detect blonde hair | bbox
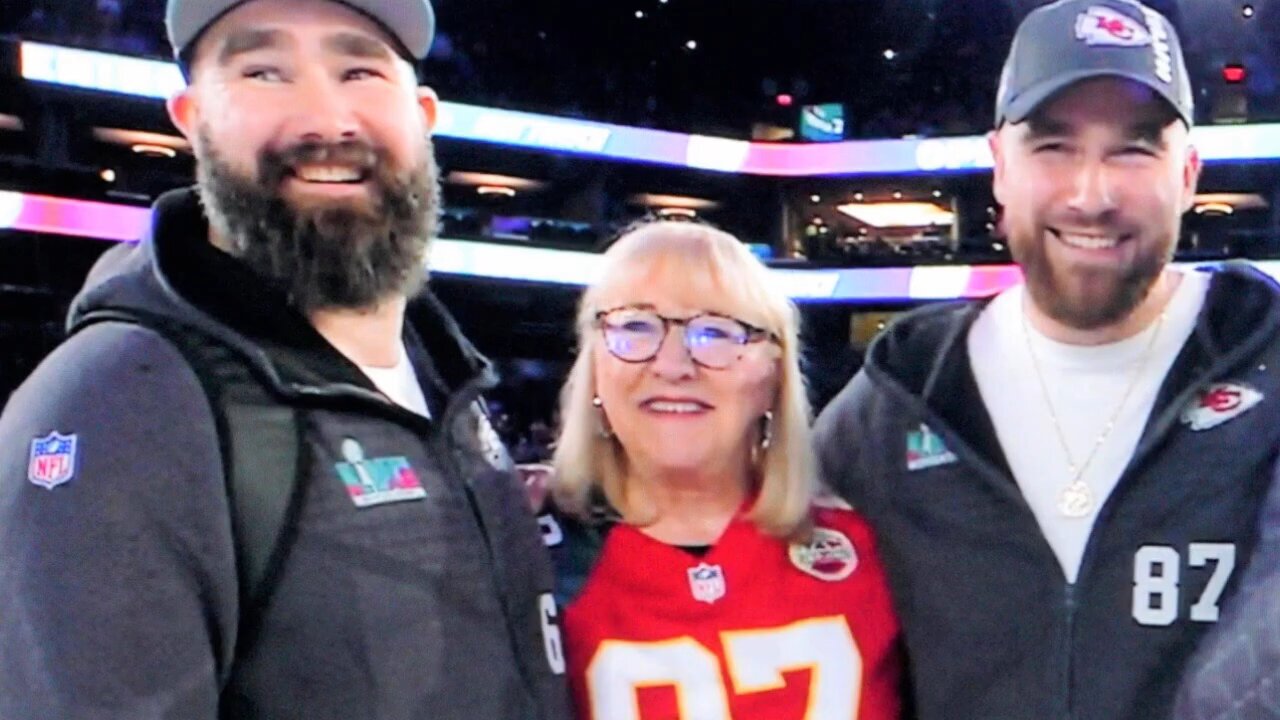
[551,220,816,539]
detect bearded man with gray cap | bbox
[815,0,1280,717]
[0,1,569,718]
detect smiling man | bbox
[0,1,568,718]
[814,0,1280,718]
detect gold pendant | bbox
[1057,480,1094,518]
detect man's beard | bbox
[195,130,440,313]
[1013,227,1172,331]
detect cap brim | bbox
[1000,69,1190,126]
[171,0,434,63]
[345,0,434,59]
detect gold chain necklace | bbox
[1020,307,1166,518]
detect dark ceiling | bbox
[4,0,1278,139]
[428,0,1012,138]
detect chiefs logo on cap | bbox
[1075,5,1153,47]
[1180,382,1263,431]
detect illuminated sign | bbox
[914,137,994,172]
[465,110,613,153]
[685,135,752,173]
[0,190,150,242]
[24,42,1280,177]
[20,43,185,99]
[4,192,1267,304]
[799,103,845,142]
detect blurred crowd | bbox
[487,402,557,465]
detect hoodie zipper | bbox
[866,270,1280,720]
[438,377,551,706]
[1061,582,1077,719]
[877,371,1087,717]
[297,378,542,695]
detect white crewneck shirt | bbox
[967,271,1209,582]
[359,342,431,419]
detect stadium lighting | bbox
[837,201,955,228]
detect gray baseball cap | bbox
[167,0,436,67]
[995,0,1193,127]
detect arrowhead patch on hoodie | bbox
[1180,383,1263,431]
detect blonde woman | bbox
[542,220,902,720]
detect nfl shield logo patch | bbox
[687,563,726,604]
[28,432,78,490]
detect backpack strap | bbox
[214,365,306,634]
[73,310,306,655]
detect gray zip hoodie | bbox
[815,265,1280,720]
[0,188,569,720]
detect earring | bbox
[759,410,774,451]
[592,396,614,439]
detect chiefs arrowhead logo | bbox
[1180,383,1263,431]
[789,527,859,582]
[1075,6,1152,47]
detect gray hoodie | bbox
[815,265,1280,720]
[0,188,569,720]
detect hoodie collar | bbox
[871,266,1280,403]
[144,187,494,396]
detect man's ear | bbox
[167,86,199,142]
[988,128,1009,208]
[417,85,439,132]
[1180,144,1203,214]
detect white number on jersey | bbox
[585,616,861,720]
[539,593,566,674]
[1188,543,1236,622]
[1131,543,1236,627]
[539,514,564,547]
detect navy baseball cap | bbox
[995,0,1193,127]
[167,0,436,70]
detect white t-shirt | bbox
[968,271,1209,582]
[359,342,431,419]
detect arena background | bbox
[2,0,1279,458]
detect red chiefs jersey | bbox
[561,505,902,720]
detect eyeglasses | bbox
[593,305,780,369]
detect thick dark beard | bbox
[1014,230,1171,331]
[195,130,440,313]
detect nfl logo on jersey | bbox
[687,563,726,604]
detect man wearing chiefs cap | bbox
[816,1,1280,718]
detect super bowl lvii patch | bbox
[334,438,426,508]
[906,423,958,471]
